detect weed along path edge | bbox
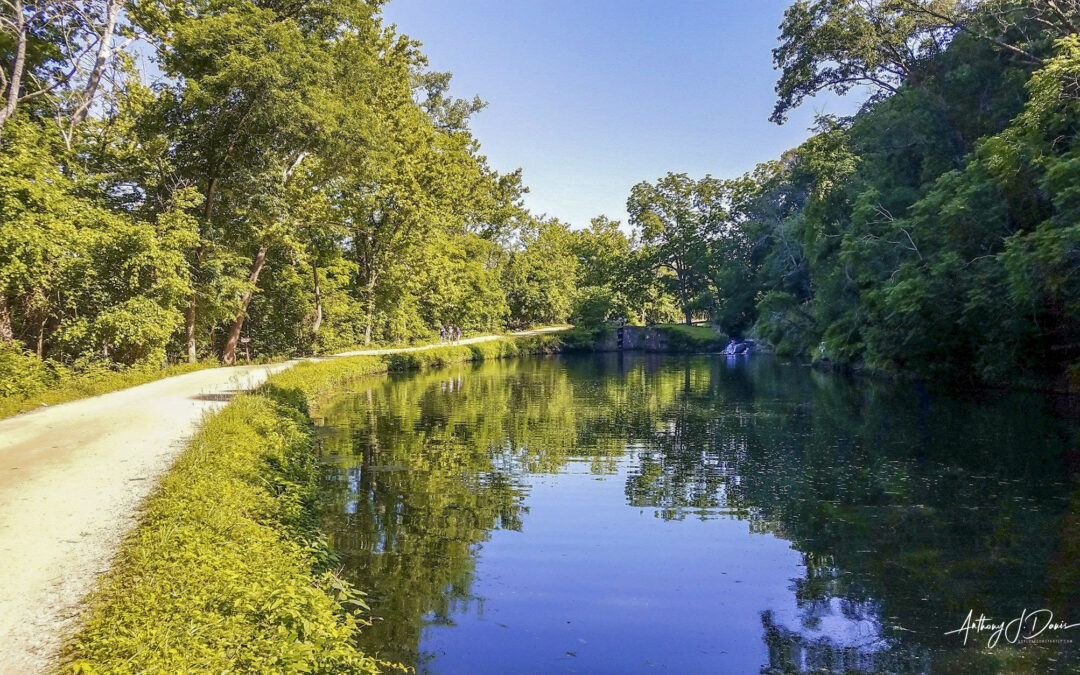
[0,327,567,674]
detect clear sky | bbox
[382,1,862,229]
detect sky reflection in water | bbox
[315,354,1079,674]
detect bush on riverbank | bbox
[388,335,563,371]
[556,323,728,352]
[558,323,618,351]
[0,345,217,420]
[64,393,386,673]
[651,324,728,351]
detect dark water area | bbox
[314,354,1080,673]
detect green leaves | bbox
[755,11,1080,385]
[0,118,194,366]
[628,173,729,325]
[774,0,934,122]
[503,219,578,329]
[0,0,551,371]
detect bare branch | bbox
[65,0,124,144]
[0,0,28,133]
[1046,0,1079,34]
[895,0,1044,66]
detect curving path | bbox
[0,327,566,674]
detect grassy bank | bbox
[64,335,562,673]
[267,333,563,411]
[65,392,386,674]
[0,350,220,420]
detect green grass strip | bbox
[65,394,385,674]
[64,335,563,673]
[266,334,564,411]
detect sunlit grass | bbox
[0,359,218,420]
[65,393,388,673]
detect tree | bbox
[627,173,727,325]
[133,0,376,362]
[771,0,1080,125]
[0,0,129,139]
[568,216,633,325]
[0,0,582,402]
[771,0,964,123]
[503,219,578,328]
[0,117,195,365]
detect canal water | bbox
[314,354,1079,673]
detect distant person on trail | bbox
[439,326,446,343]
[455,326,461,343]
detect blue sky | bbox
[383,1,863,229]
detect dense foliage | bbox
[3,0,1079,395]
[0,0,579,392]
[596,1,1080,388]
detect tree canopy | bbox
[563,0,1080,388]
[0,0,579,375]
[2,0,1078,391]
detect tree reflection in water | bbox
[316,354,1078,673]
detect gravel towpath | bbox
[0,327,566,673]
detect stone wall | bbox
[586,326,725,353]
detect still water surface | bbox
[315,354,1079,673]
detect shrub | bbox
[570,286,617,326]
[558,323,617,351]
[92,298,180,366]
[65,395,386,674]
[0,345,58,399]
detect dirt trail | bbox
[0,327,565,674]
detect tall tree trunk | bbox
[0,0,28,134]
[678,270,692,325]
[363,276,376,346]
[0,293,13,345]
[311,261,322,334]
[203,178,218,221]
[185,192,215,363]
[185,296,198,363]
[63,0,123,146]
[185,243,207,363]
[36,317,45,358]
[222,247,267,364]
